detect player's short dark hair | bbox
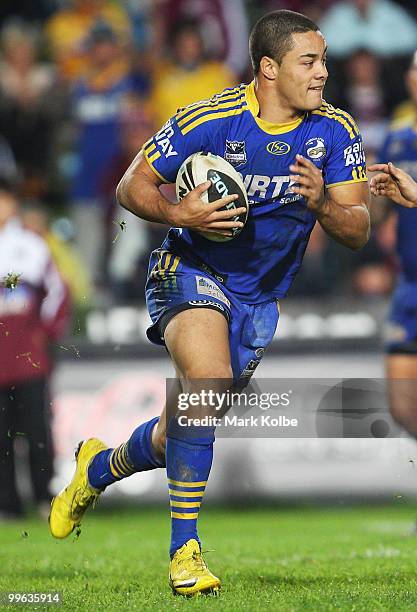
[249,9,319,74]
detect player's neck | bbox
[254,79,304,124]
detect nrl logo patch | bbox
[224,140,247,167]
[306,137,326,160]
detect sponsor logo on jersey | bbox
[266,141,291,156]
[154,119,178,158]
[241,174,301,204]
[306,137,326,160]
[224,140,247,167]
[195,276,230,307]
[343,141,365,167]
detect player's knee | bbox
[178,364,233,416]
[182,363,233,391]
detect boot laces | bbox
[178,549,213,574]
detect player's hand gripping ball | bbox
[176,152,249,242]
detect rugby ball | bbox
[175,152,248,242]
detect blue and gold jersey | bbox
[143,81,367,303]
[379,121,417,283]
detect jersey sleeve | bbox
[323,115,367,188]
[141,112,212,184]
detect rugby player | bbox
[50,10,370,596]
[369,53,417,441]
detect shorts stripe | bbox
[170,256,180,273]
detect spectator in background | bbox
[344,50,388,156]
[254,1,334,25]
[392,50,417,125]
[364,51,417,303]
[0,178,70,520]
[45,0,131,83]
[319,0,417,58]
[125,0,152,52]
[0,0,56,24]
[69,20,148,289]
[21,202,93,312]
[149,19,236,129]
[289,224,340,296]
[153,0,249,78]
[351,211,396,297]
[0,134,18,183]
[0,20,57,199]
[100,101,156,303]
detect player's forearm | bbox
[317,197,370,250]
[116,168,176,225]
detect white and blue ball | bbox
[175,151,249,242]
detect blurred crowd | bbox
[1,0,417,314]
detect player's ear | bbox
[259,56,278,81]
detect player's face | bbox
[276,31,328,112]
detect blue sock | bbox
[88,416,165,490]
[166,419,215,558]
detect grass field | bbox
[1,503,417,610]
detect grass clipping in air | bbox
[2,272,21,290]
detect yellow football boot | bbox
[169,539,221,596]
[49,438,107,539]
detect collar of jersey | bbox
[245,81,306,135]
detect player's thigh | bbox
[386,354,417,432]
[160,308,234,424]
[154,311,232,451]
[164,307,233,388]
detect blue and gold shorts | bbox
[145,248,280,385]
